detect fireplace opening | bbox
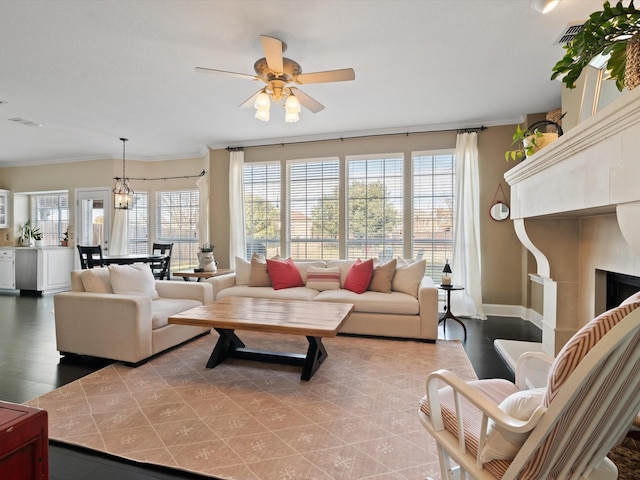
[606,271,640,309]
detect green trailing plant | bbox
[551,0,640,91]
[504,125,544,162]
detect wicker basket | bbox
[625,31,640,91]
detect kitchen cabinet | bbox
[14,247,73,295]
[0,249,15,289]
[0,189,9,228]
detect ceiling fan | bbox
[195,35,355,121]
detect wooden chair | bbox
[77,245,104,269]
[419,300,640,479]
[150,242,173,280]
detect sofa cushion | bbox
[80,267,113,294]
[217,285,319,301]
[344,258,374,294]
[151,298,202,329]
[392,259,426,296]
[235,256,251,285]
[108,264,159,299]
[266,257,304,290]
[369,258,397,293]
[314,289,419,315]
[248,253,271,287]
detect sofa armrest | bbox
[54,291,154,363]
[205,273,237,299]
[155,280,213,304]
[418,276,439,340]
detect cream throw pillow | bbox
[235,256,251,286]
[80,267,113,294]
[248,253,272,287]
[306,266,341,291]
[391,259,426,296]
[108,264,160,299]
[479,388,546,463]
[369,258,397,293]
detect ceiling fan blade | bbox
[195,67,257,81]
[296,68,355,84]
[290,87,325,113]
[239,90,263,108]
[260,35,284,73]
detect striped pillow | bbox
[305,266,341,291]
[544,301,640,406]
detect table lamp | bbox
[442,259,452,285]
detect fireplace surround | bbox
[504,85,640,357]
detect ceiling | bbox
[0,0,605,167]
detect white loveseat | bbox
[207,258,439,341]
[54,265,213,365]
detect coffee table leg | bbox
[207,328,245,368]
[301,336,328,381]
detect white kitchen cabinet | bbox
[0,249,15,289]
[14,247,74,294]
[0,190,9,228]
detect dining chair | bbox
[77,245,104,269]
[151,242,173,280]
[419,300,640,479]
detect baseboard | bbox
[482,304,543,330]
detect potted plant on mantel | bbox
[551,1,640,91]
[504,120,564,161]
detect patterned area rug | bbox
[26,332,476,480]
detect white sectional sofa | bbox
[54,265,213,365]
[207,258,439,341]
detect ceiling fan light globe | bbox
[254,92,271,109]
[285,94,301,113]
[255,108,270,122]
[285,111,299,123]
[531,0,559,14]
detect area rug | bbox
[26,332,476,480]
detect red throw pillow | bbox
[266,257,304,290]
[343,258,374,294]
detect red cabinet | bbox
[0,401,48,480]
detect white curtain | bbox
[229,150,246,269]
[110,208,129,255]
[196,171,209,244]
[451,132,486,319]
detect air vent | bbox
[554,22,585,45]
[8,117,43,128]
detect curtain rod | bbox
[226,125,486,150]
[114,169,206,181]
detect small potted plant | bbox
[197,243,217,272]
[19,219,43,247]
[61,228,69,246]
[504,120,564,162]
[551,1,640,91]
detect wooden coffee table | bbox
[168,297,354,380]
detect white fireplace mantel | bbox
[503,85,640,356]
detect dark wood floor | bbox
[0,292,540,480]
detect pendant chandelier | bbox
[113,137,134,209]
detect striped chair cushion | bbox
[419,379,517,478]
[544,301,640,406]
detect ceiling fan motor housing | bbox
[254,57,302,83]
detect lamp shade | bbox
[442,260,452,274]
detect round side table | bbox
[437,284,467,341]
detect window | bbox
[128,192,148,255]
[288,158,340,259]
[244,162,281,259]
[32,193,69,246]
[346,155,403,260]
[413,152,455,279]
[155,190,199,270]
[242,149,455,276]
